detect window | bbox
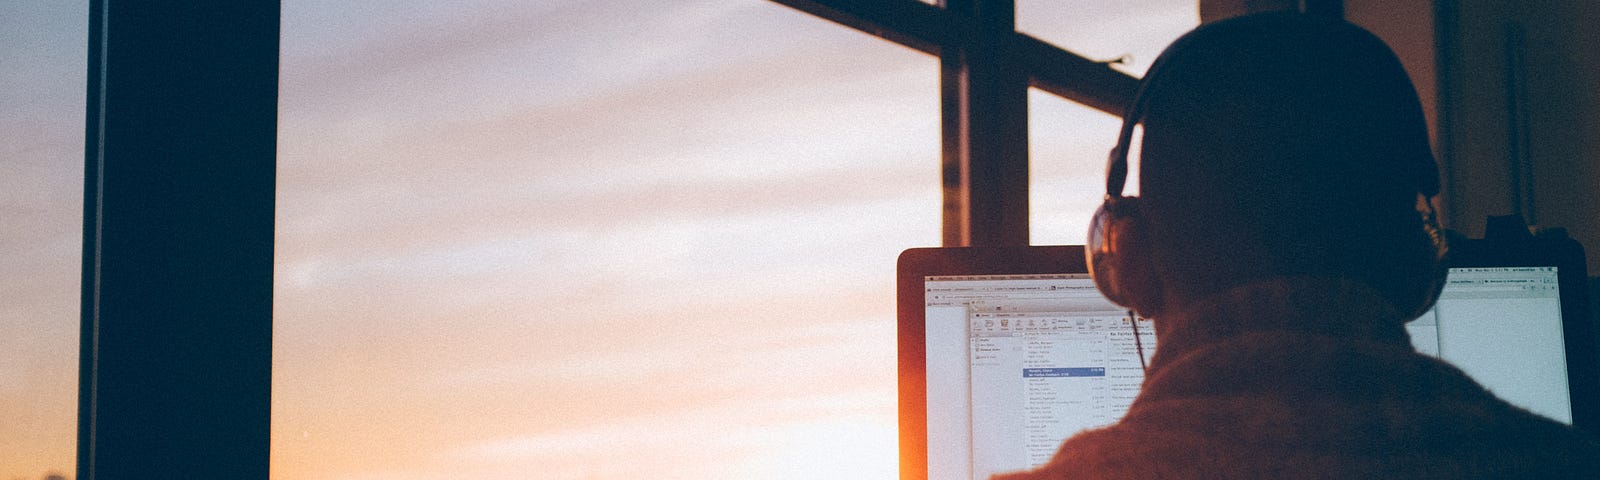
[0,1,86,478]
[1027,89,1122,245]
[274,1,935,478]
[1023,1,1198,245]
[1017,0,1198,77]
[69,1,1211,478]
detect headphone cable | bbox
[1129,309,1148,373]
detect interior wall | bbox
[1427,0,1600,271]
[1523,0,1600,273]
[1198,0,1297,23]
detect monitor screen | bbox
[1408,266,1570,423]
[922,273,1149,480]
[921,267,1573,480]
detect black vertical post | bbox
[79,1,278,479]
[941,0,1030,246]
[940,47,967,246]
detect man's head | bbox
[1087,12,1445,318]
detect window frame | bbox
[771,0,1139,247]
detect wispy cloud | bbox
[269,4,940,478]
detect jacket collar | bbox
[1148,276,1414,371]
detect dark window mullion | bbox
[79,1,278,478]
[945,0,1030,246]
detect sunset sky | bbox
[0,1,1195,478]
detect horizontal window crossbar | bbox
[770,0,1139,116]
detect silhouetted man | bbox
[997,12,1600,479]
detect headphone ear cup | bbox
[1088,197,1158,312]
[1405,204,1450,319]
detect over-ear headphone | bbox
[1085,13,1449,320]
[1085,28,1187,314]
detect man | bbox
[997,12,1600,479]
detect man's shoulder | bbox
[996,413,1600,479]
[993,328,1600,479]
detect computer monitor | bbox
[1409,266,1571,422]
[897,245,1595,480]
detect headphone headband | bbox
[1103,20,1196,200]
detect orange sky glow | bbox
[0,1,1195,479]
